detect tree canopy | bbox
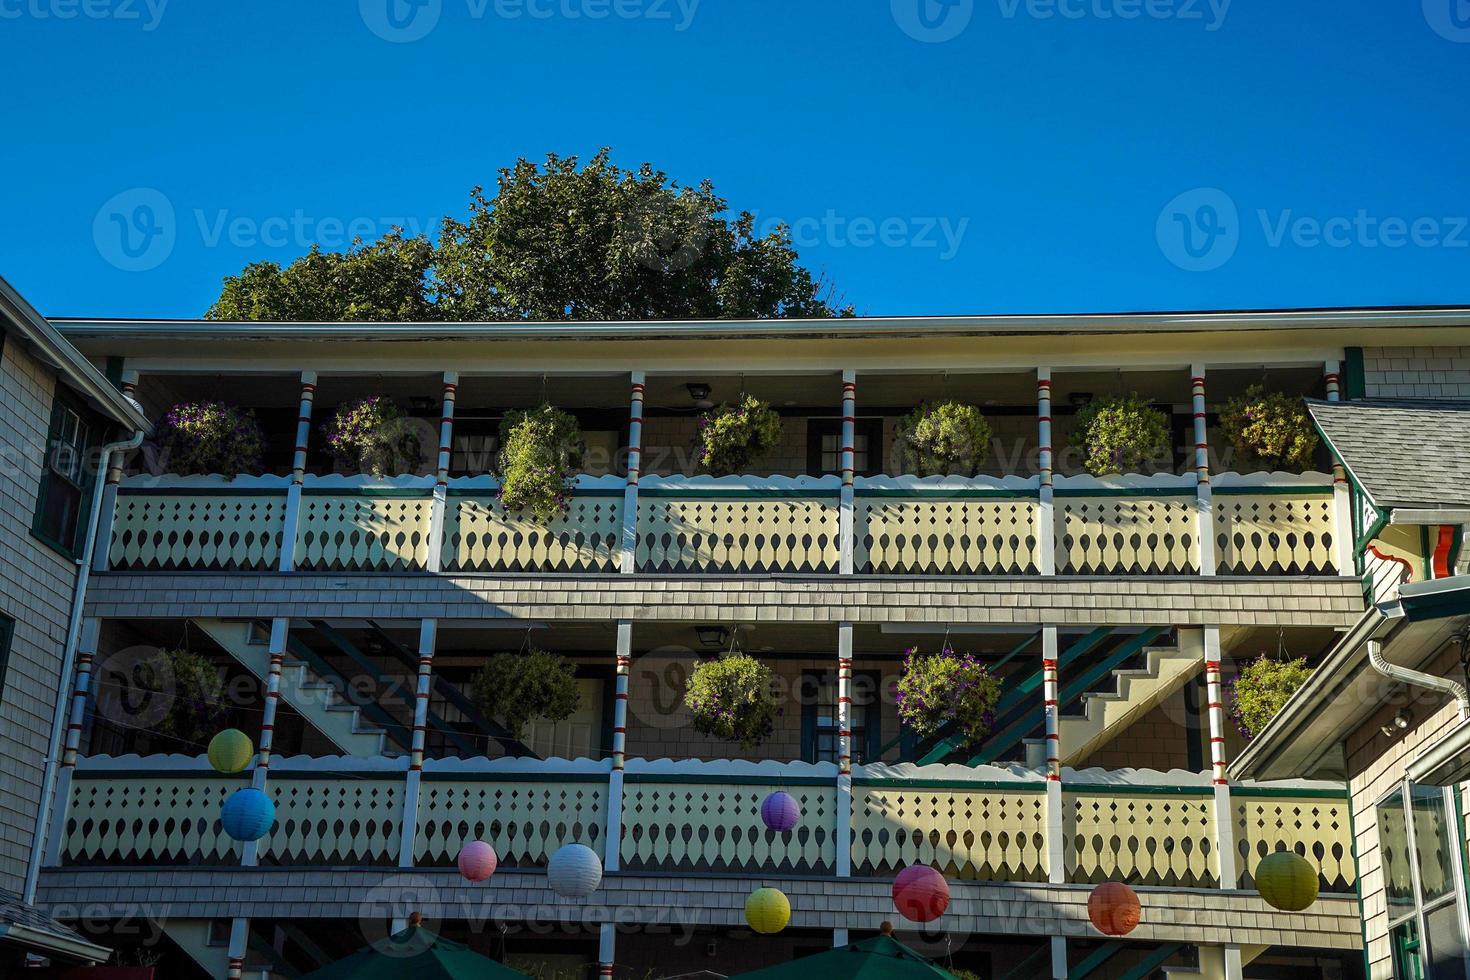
[205,149,849,321]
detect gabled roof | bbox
[0,892,110,964]
[1307,398,1470,511]
[0,276,149,432]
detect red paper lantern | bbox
[891,864,950,923]
[1087,882,1142,936]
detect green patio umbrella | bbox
[299,918,527,980]
[730,934,963,979]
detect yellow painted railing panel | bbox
[444,494,623,573]
[620,781,837,874]
[636,496,841,573]
[62,775,242,866]
[260,778,402,867]
[1056,496,1198,575]
[850,785,1048,880]
[1215,494,1338,576]
[294,494,434,571]
[857,498,1040,575]
[1234,794,1357,893]
[109,492,285,571]
[1064,790,1217,888]
[414,779,607,868]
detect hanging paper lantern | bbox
[458,840,498,883]
[1087,882,1142,937]
[745,887,791,935]
[1255,851,1319,912]
[220,788,275,842]
[207,729,254,774]
[547,843,602,898]
[892,864,950,923]
[760,791,801,833]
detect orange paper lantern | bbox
[1087,882,1141,937]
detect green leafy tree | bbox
[471,648,581,744]
[207,150,849,322]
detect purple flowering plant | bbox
[497,404,583,523]
[684,651,776,749]
[1226,655,1312,740]
[1219,385,1318,473]
[153,401,265,478]
[695,394,783,476]
[895,645,1002,746]
[321,397,425,477]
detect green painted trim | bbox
[1348,797,1371,977]
[1211,485,1336,497]
[104,356,124,389]
[854,488,1040,500]
[637,488,841,500]
[851,777,1047,791]
[625,772,837,787]
[1344,347,1367,399]
[419,771,609,784]
[116,486,289,497]
[1116,942,1185,980]
[301,487,433,499]
[1052,487,1197,498]
[72,769,251,781]
[1068,939,1124,979]
[1232,785,1349,800]
[446,487,626,498]
[1061,783,1215,798]
[1420,526,1433,582]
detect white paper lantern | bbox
[547,843,603,898]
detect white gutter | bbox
[0,922,111,964]
[1368,637,1470,720]
[22,426,145,906]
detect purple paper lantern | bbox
[761,791,801,832]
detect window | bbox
[33,394,97,556]
[1377,782,1470,980]
[801,669,881,765]
[807,418,883,477]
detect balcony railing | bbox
[104,472,1343,578]
[57,757,1356,896]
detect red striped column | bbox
[837,654,854,777]
[227,956,244,980]
[1042,653,1061,782]
[1041,627,1065,887]
[835,622,855,879]
[1191,366,1217,576]
[1203,649,1229,786]
[1036,370,1056,575]
[436,375,458,488]
[621,372,646,574]
[839,371,858,575]
[60,621,99,772]
[1191,372,1210,486]
[291,372,317,485]
[256,619,288,772]
[409,621,437,772]
[612,650,630,771]
[1324,362,1356,576]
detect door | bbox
[525,678,603,760]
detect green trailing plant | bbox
[497,405,583,522]
[470,648,582,744]
[684,652,776,749]
[151,648,229,743]
[696,395,784,476]
[321,396,424,477]
[1228,655,1312,740]
[895,646,1002,747]
[152,401,265,478]
[1219,385,1319,472]
[1074,393,1171,476]
[894,401,993,476]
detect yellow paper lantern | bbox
[745,887,791,935]
[208,729,254,774]
[1255,851,1319,912]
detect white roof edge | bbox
[0,277,150,430]
[48,307,1470,342]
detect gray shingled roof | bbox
[0,892,108,961]
[1307,398,1470,510]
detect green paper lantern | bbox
[745,887,791,935]
[208,729,254,774]
[1255,851,1319,912]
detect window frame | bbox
[806,416,883,478]
[1376,779,1470,979]
[0,614,13,704]
[31,389,103,559]
[800,668,882,765]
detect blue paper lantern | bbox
[220,788,275,842]
[760,791,801,833]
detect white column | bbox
[425,373,458,573]
[604,620,632,874]
[1324,362,1356,576]
[598,921,617,979]
[92,368,139,573]
[1192,366,1217,576]
[227,918,248,980]
[1036,369,1057,575]
[278,371,317,572]
[398,619,436,869]
[1203,626,1239,922]
[839,370,857,575]
[43,619,99,865]
[835,622,854,879]
[620,373,646,574]
[1044,626,1066,978]
[242,618,290,870]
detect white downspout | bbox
[23,426,145,905]
[1368,638,1470,722]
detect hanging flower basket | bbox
[497,404,583,523]
[1075,393,1171,476]
[149,648,229,743]
[895,646,1001,747]
[321,397,425,477]
[685,652,776,748]
[894,401,992,476]
[470,647,581,743]
[153,401,265,478]
[1227,655,1312,740]
[1220,385,1319,473]
[696,395,784,476]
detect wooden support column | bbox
[598,921,617,979]
[620,372,646,574]
[425,373,458,573]
[604,620,632,874]
[839,370,857,575]
[1192,366,1217,576]
[398,619,437,870]
[1324,362,1356,576]
[278,371,317,572]
[1043,624,1066,976]
[226,918,248,980]
[243,618,291,869]
[1204,622,1239,980]
[1036,369,1056,575]
[835,622,854,880]
[43,619,99,865]
[92,368,139,572]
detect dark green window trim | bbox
[1343,347,1366,400]
[0,615,13,703]
[31,389,105,560]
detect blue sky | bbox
[2,0,1468,318]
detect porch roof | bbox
[0,893,111,964]
[1307,397,1470,511]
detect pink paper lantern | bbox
[458,840,498,883]
[892,864,950,923]
[761,791,801,833]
